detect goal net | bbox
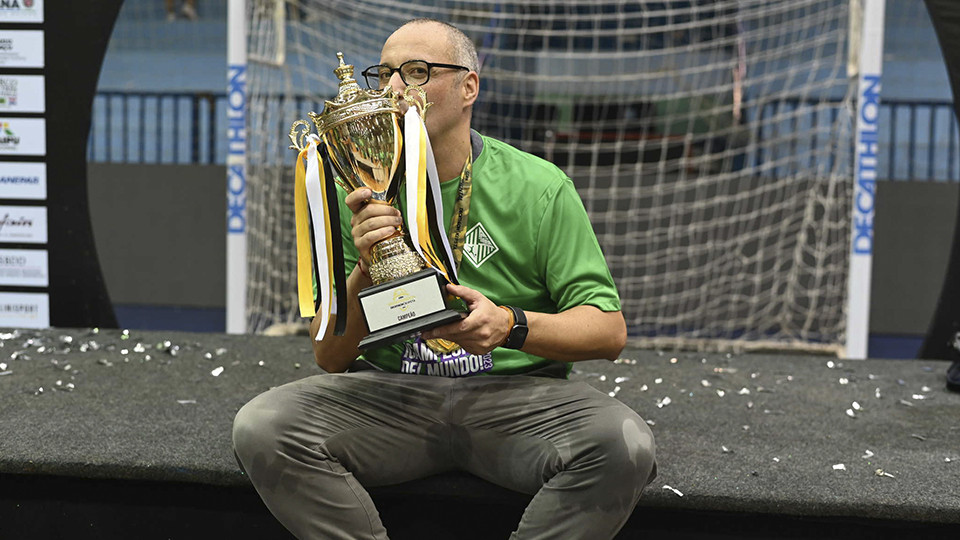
[244,0,857,353]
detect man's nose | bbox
[388,70,405,91]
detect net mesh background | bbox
[244,0,854,353]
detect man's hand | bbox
[345,188,403,268]
[421,283,512,355]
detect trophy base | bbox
[357,268,464,351]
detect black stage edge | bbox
[1,328,959,539]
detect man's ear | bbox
[461,71,479,108]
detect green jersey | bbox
[334,133,621,377]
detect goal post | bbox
[235,0,869,355]
[845,0,886,359]
[226,0,248,334]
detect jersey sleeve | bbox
[535,176,622,313]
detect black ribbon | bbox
[318,145,348,336]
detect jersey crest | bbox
[463,222,499,268]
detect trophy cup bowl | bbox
[292,53,462,350]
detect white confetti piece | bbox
[833,464,846,471]
[862,450,874,459]
[875,469,894,478]
[662,485,683,497]
[211,366,224,377]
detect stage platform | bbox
[1,328,958,539]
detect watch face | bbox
[509,324,528,349]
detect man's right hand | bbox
[345,188,403,269]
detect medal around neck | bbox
[289,53,464,350]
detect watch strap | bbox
[501,305,528,350]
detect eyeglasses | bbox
[361,60,470,89]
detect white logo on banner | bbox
[0,117,45,155]
[0,248,47,287]
[0,162,46,199]
[0,30,44,68]
[0,75,44,113]
[0,0,44,23]
[0,292,49,328]
[0,205,47,243]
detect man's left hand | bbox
[421,283,511,355]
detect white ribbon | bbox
[404,107,426,263]
[304,134,333,340]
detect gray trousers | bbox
[232,371,657,539]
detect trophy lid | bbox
[312,53,400,136]
[333,52,361,102]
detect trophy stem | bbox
[369,235,425,285]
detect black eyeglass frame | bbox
[360,60,470,89]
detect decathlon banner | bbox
[846,0,886,360]
[226,0,248,334]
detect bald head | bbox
[398,18,480,74]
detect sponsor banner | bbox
[0,291,49,328]
[0,117,45,156]
[0,205,46,243]
[0,30,44,68]
[0,162,46,200]
[0,0,43,23]
[0,248,47,287]
[0,75,45,113]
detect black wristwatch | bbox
[501,305,528,350]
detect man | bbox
[233,18,656,539]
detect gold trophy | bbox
[290,53,463,350]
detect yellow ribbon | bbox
[294,144,316,318]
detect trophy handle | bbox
[402,86,432,118]
[288,119,313,151]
